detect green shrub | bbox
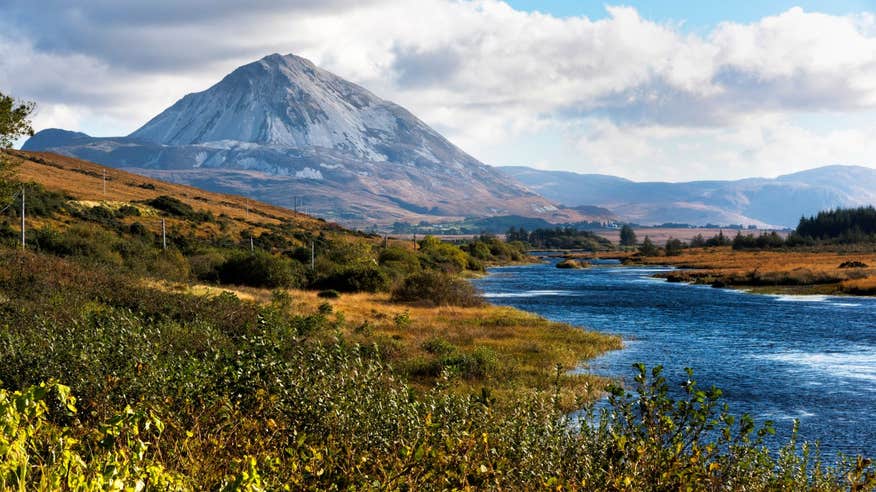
[145,195,213,222]
[378,245,421,280]
[2,182,69,218]
[33,224,123,266]
[313,265,388,292]
[418,236,469,273]
[317,289,340,299]
[216,250,303,289]
[116,204,141,217]
[422,337,457,356]
[665,237,685,256]
[150,249,191,281]
[71,204,121,228]
[391,271,484,307]
[188,250,227,282]
[128,221,151,237]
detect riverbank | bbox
[472,258,876,460]
[151,279,622,410]
[565,246,876,295]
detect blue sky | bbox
[2,1,876,181]
[507,1,875,27]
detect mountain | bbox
[24,53,577,227]
[499,165,876,228]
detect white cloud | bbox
[572,114,876,181]
[2,1,875,180]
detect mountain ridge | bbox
[499,164,876,227]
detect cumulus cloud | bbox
[1,0,875,179]
[572,114,876,181]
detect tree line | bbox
[506,226,613,251]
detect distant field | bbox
[393,228,791,245]
[595,227,789,244]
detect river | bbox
[472,257,876,458]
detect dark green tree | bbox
[639,235,659,256]
[619,224,637,246]
[1,92,36,203]
[0,91,35,150]
[665,237,684,256]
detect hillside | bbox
[5,149,325,232]
[1,148,614,392]
[1,149,870,489]
[22,53,580,227]
[500,164,876,227]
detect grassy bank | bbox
[571,247,876,295]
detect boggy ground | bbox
[573,246,876,295]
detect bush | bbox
[378,245,422,280]
[317,289,340,299]
[71,205,121,228]
[313,265,388,292]
[128,221,151,237]
[150,249,191,281]
[422,337,457,356]
[665,238,684,256]
[145,195,213,222]
[215,250,303,288]
[2,182,68,218]
[391,271,484,307]
[418,236,469,272]
[188,250,227,281]
[33,224,123,266]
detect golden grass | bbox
[147,279,622,409]
[633,247,876,295]
[306,290,621,408]
[840,275,876,295]
[4,150,425,250]
[5,150,313,226]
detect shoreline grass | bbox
[568,247,876,296]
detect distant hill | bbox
[23,53,580,227]
[499,165,876,227]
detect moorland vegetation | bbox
[0,94,873,489]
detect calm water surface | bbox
[472,258,876,457]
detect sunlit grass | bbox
[626,246,876,295]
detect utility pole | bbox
[250,234,254,252]
[310,240,315,270]
[20,186,25,249]
[102,169,107,195]
[161,218,167,251]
